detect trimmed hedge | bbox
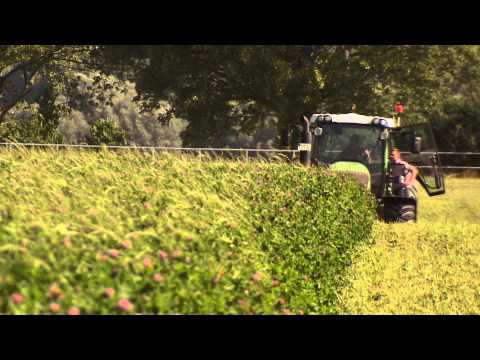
[251,164,376,313]
[0,149,375,314]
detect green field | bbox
[340,177,480,314]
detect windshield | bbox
[313,124,383,164]
[312,123,385,194]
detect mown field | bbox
[340,177,480,314]
[0,148,375,315]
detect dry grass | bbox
[340,177,480,314]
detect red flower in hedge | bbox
[281,308,292,315]
[10,293,24,305]
[143,257,153,269]
[172,249,182,258]
[49,302,61,314]
[108,249,120,258]
[158,250,168,261]
[251,272,262,283]
[153,273,164,283]
[48,283,63,300]
[68,307,81,315]
[63,236,72,248]
[118,299,134,313]
[278,298,286,305]
[121,240,132,250]
[143,202,152,210]
[103,287,116,299]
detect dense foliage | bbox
[251,164,376,312]
[0,149,375,314]
[2,45,480,150]
[97,45,480,147]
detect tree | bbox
[2,45,479,149]
[0,46,103,142]
[97,45,480,147]
[0,46,102,121]
[0,101,63,143]
[57,72,186,147]
[88,119,126,146]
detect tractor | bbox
[284,107,445,222]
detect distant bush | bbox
[431,98,480,152]
[0,102,63,143]
[58,73,186,147]
[0,150,375,314]
[87,119,126,146]
[211,126,278,149]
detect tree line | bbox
[1,45,479,151]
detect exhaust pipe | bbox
[300,115,311,167]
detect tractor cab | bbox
[289,110,445,222]
[309,113,391,197]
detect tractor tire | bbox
[384,202,416,223]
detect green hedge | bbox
[0,149,375,314]
[251,164,376,313]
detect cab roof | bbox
[310,113,398,128]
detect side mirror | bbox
[412,136,422,154]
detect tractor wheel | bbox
[384,202,416,223]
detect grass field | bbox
[340,177,480,314]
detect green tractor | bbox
[285,109,445,222]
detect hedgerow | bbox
[0,148,375,314]
[251,164,376,313]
